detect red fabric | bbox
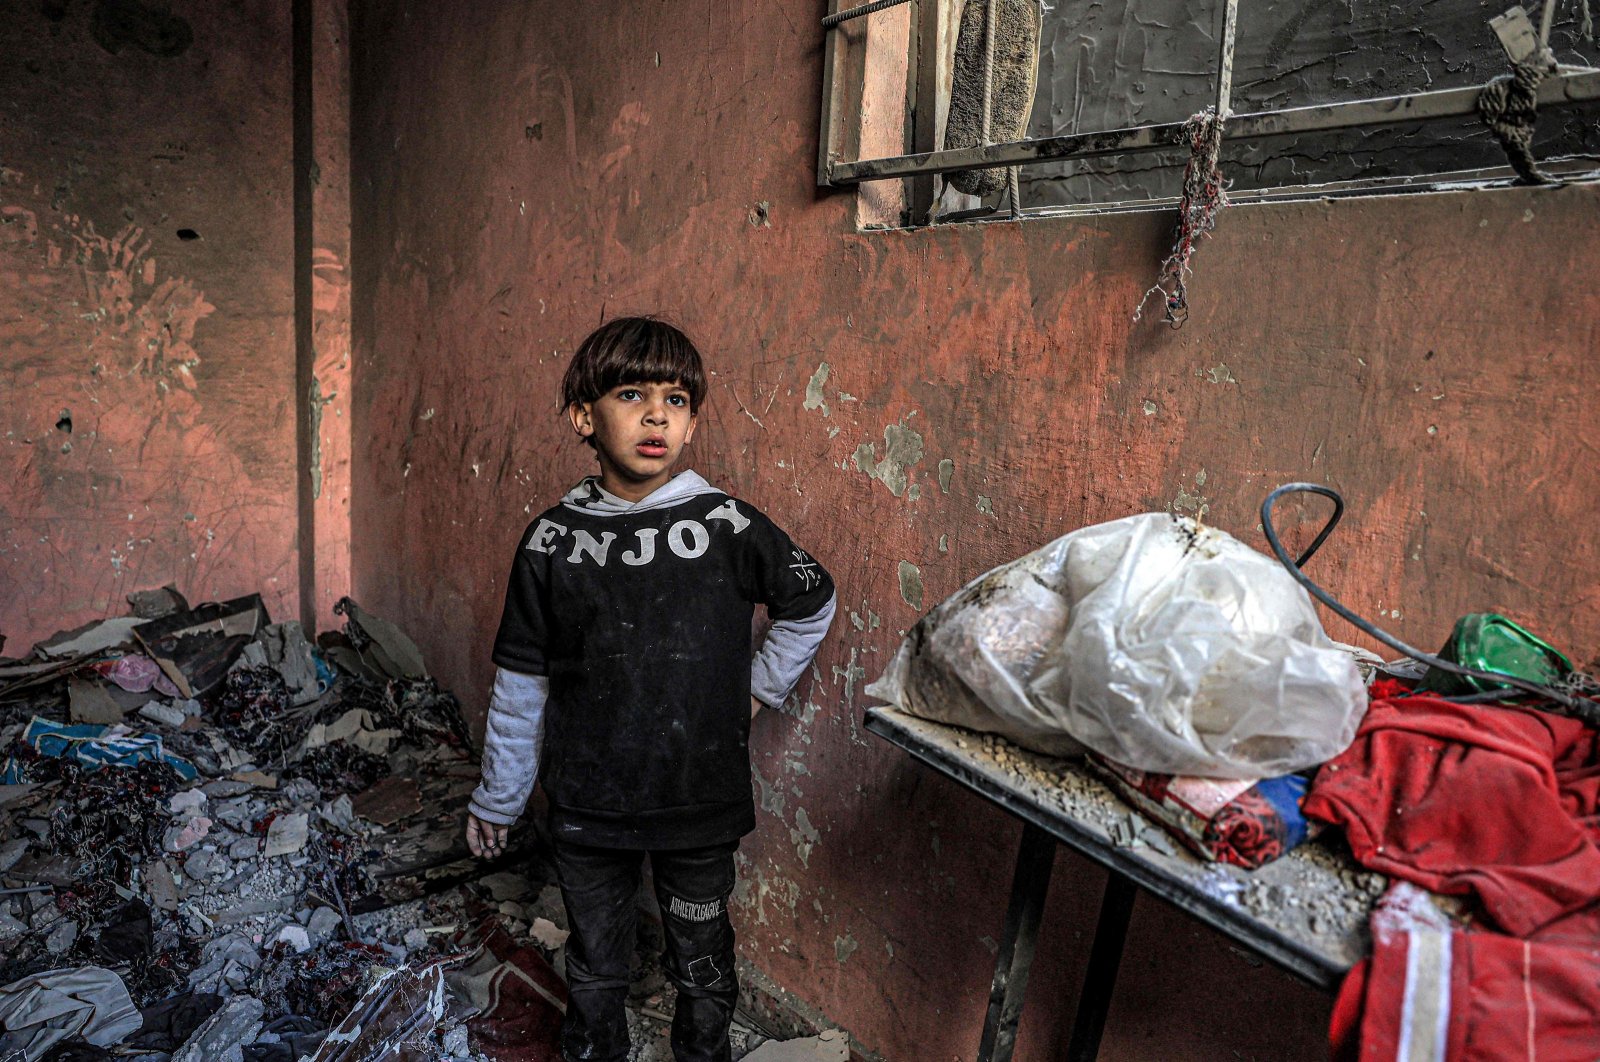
[444,916,566,1061]
[1305,682,1600,937]
[1330,925,1600,1061]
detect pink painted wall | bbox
[0,2,298,649]
[347,2,1600,1059]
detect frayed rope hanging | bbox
[1477,59,1558,185]
[1135,108,1229,329]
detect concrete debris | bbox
[140,699,190,727]
[171,992,263,1062]
[529,917,569,951]
[0,598,503,1062]
[742,1029,851,1062]
[277,923,313,953]
[163,815,212,852]
[263,812,309,858]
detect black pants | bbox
[552,838,739,1062]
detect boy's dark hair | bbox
[560,317,708,417]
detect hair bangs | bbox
[561,317,707,413]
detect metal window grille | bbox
[819,0,1600,221]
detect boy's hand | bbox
[751,695,763,720]
[466,813,508,858]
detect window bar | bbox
[826,68,1600,184]
[1215,0,1239,120]
[1539,0,1559,45]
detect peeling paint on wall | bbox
[937,458,954,494]
[852,420,924,498]
[803,362,830,417]
[752,761,786,819]
[732,852,802,927]
[834,933,859,964]
[1171,468,1212,518]
[790,807,820,868]
[897,560,923,611]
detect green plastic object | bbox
[1419,613,1573,697]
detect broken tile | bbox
[263,813,309,858]
[163,816,212,853]
[231,622,322,706]
[0,910,27,941]
[146,860,180,912]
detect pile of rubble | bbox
[0,591,846,1062]
[0,591,566,1062]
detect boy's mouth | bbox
[637,436,668,458]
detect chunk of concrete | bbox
[171,993,264,1062]
[262,813,308,858]
[742,1029,851,1062]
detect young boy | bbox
[465,317,836,1062]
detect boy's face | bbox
[568,380,697,502]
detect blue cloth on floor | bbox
[0,716,198,783]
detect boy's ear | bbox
[683,410,698,446]
[567,401,594,439]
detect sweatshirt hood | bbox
[560,471,721,515]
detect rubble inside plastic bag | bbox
[0,594,795,1062]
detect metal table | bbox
[864,705,1373,1062]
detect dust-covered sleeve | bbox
[742,507,837,707]
[740,507,836,621]
[491,523,552,675]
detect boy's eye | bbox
[667,394,687,407]
[618,389,640,401]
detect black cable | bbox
[1260,482,1600,727]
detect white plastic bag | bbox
[866,512,1367,777]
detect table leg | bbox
[1064,871,1138,1062]
[976,821,1056,1062]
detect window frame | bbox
[817,0,1600,222]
